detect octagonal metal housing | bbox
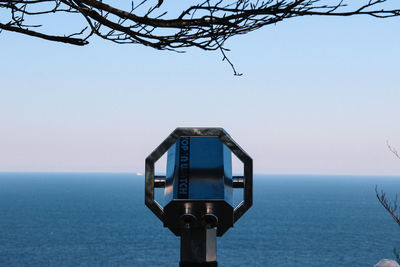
[145,127,252,237]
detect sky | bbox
[0,3,399,175]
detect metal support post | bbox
[180,226,217,267]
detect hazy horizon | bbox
[1,172,400,178]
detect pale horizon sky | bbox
[1,8,399,175]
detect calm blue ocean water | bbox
[0,173,399,266]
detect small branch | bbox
[376,185,400,226]
[387,141,400,160]
[0,22,88,45]
[219,45,242,76]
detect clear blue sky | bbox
[0,8,399,175]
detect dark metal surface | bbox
[180,227,217,263]
[180,261,218,267]
[232,176,245,188]
[163,200,233,236]
[154,176,166,188]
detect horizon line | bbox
[0,171,399,177]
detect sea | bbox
[0,173,399,267]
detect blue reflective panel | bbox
[223,143,233,204]
[164,142,177,204]
[164,137,233,204]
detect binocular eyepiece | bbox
[145,128,252,266]
[179,207,219,230]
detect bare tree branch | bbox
[0,22,88,45]
[1,0,399,49]
[376,143,400,263]
[387,141,400,160]
[376,185,400,226]
[1,0,399,73]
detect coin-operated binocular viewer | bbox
[145,128,252,267]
